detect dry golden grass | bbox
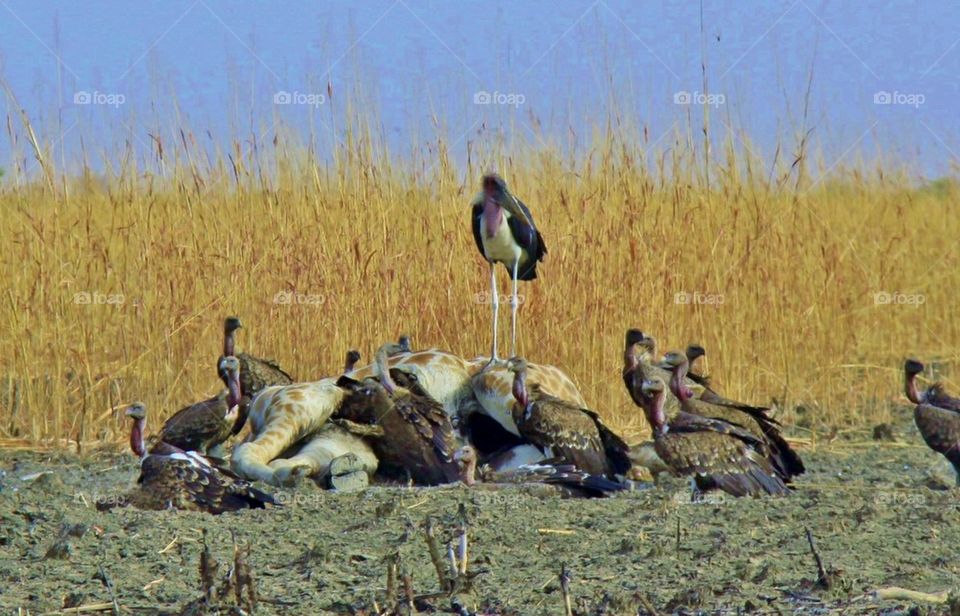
[1,114,958,448]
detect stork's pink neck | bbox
[130,417,146,458]
[483,196,502,239]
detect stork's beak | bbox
[500,191,536,229]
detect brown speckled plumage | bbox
[509,357,630,479]
[638,379,789,497]
[116,404,277,514]
[905,360,960,485]
[221,317,294,397]
[157,356,242,454]
[660,349,804,482]
[333,343,462,485]
[454,445,624,498]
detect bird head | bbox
[125,402,147,421]
[661,350,688,369]
[480,173,536,229]
[686,344,706,364]
[625,329,647,348]
[453,444,478,464]
[506,356,528,374]
[482,173,507,201]
[641,378,665,396]
[224,316,243,334]
[904,358,925,377]
[397,335,412,353]
[453,445,478,486]
[344,349,361,372]
[903,358,926,404]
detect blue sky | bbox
[0,1,957,176]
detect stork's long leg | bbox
[510,258,519,357]
[489,261,499,362]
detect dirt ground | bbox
[1,434,959,615]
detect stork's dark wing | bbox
[470,196,487,261]
[506,217,546,281]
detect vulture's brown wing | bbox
[237,352,294,396]
[658,413,789,497]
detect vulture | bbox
[622,330,704,416]
[333,342,462,485]
[113,403,277,514]
[660,350,804,482]
[905,359,960,486]
[637,378,789,497]
[343,350,361,374]
[155,356,242,455]
[507,357,631,480]
[454,445,624,498]
[221,316,294,398]
[684,344,710,387]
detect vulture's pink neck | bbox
[670,362,693,402]
[129,417,146,458]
